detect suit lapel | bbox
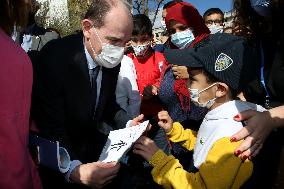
[70,33,91,91]
[74,50,89,83]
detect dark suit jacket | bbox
[32,32,130,164]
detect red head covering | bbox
[165,2,210,112]
[165,2,210,48]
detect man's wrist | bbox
[65,160,82,183]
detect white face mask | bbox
[189,83,217,109]
[89,29,124,68]
[132,43,151,57]
[161,20,166,30]
[209,24,224,34]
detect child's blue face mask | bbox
[250,0,271,17]
[171,29,195,49]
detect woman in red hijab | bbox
[158,1,210,170]
[165,2,210,49]
[159,1,210,121]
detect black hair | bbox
[202,69,218,84]
[233,0,284,72]
[163,0,183,10]
[0,0,30,35]
[132,14,152,36]
[202,69,239,99]
[203,8,224,21]
[233,0,271,40]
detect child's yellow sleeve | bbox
[149,138,253,189]
[166,122,197,151]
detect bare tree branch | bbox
[132,0,166,23]
[151,0,166,25]
[133,0,143,14]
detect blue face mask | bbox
[171,29,195,49]
[250,0,271,17]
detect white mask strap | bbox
[89,39,97,56]
[199,83,218,94]
[93,27,103,45]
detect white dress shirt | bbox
[116,55,141,119]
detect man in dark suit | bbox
[31,0,134,188]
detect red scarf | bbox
[165,2,210,112]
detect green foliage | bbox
[36,0,91,37]
[67,0,92,36]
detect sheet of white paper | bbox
[99,120,149,163]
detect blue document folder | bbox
[29,134,71,173]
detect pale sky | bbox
[148,0,233,29]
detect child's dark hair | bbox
[132,14,152,36]
[202,69,239,99]
[203,8,224,21]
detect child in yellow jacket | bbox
[133,33,266,189]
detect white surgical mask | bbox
[90,29,124,68]
[250,0,271,17]
[209,24,224,34]
[189,83,217,109]
[161,20,166,30]
[132,43,151,57]
[171,29,195,49]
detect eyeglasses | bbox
[205,19,223,25]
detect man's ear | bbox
[82,19,93,39]
[215,82,229,98]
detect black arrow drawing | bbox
[109,140,127,151]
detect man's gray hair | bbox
[84,0,131,28]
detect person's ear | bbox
[215,82,229,98]
[82,19,93,40]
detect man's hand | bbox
[230,110,274,160]
[157,111,173,133]
[133,136,159,161]
[172,65,189,79]
[70,161,120,189]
